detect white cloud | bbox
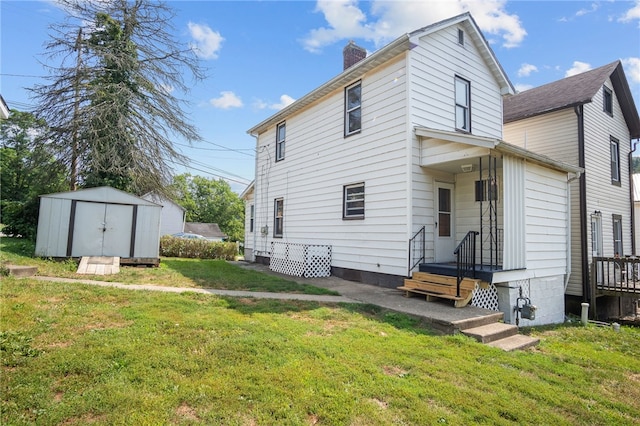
[209,91,243,109]
[576,3,599,17]
[622,58,640,84]
[619,0,640,23]
[253,95,296,110]
[301,0,527,52]
[565,61,592,77]
[517,63,538,77]
[514,83,534,93]
[270,95,296,110]
[188,22,224,60]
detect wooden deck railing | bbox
[591,257,640,295]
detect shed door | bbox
[71,202,133,257]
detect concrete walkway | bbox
[32,261,503,334]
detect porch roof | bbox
[415,127,583,175]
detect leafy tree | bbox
[30,0,204,195]
[632,156,640,174]
[0,110,68,239]
[171,174,245,242]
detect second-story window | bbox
[610,137,620,185]
[249,204,254,233]
[276,122,286,161]
[455,76,471,132]
[603,86,613,116]
[345,81,362,136]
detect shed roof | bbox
[40,186,160,207]
[503,61,640,138]
[184,222,227,239]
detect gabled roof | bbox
[504,61,640,138]
[0,94,9,120]
[248,13,514,136]
[142,192,186,211]
[239,180,254,200]
[184,222,227,239]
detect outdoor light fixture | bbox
[461,164,473,173]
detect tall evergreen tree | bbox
[31,0,204,195]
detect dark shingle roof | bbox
[504,60,640,138]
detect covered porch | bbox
[405,127,582,324]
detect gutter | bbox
[629,140,638,255]
[575,105,590,303]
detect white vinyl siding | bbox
[524,163,570,276]
[408,24,504,139]
[253,55,409,275]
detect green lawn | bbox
[2,277,639,425]
[0,237,337,295]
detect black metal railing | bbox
[591,256,640,295]
[407,226,425,276]
[454,231,479,297]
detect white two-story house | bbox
[243,13,581,325]
[503,61,640,319]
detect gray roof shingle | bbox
[503,60,640,138]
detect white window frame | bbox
[276,122,286,162]
[455,76,471,132]
[610,137,620,185]
[603,86,613,116]
[249,204,254,233]
[612,214,623,256]
[274,198,284,238]
[345,81,362,136]
[343,183,365,219]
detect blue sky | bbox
[2,1,639,193]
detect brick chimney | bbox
[343,40,366,70]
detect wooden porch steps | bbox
[398,272,485,308]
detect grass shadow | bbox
[161,258,339,295]
[220,297,438,335]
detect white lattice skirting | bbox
[270,242,332,278]
[471,283,500,311]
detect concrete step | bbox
[5,265,38,277]
[451,312,504,332]
[487,334,540,351]
[461,322,518,344]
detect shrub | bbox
[159,236,237,260]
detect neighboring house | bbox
[0,95,9,119]
[184,222,227,241]
[503,61,640,319]
[141,192,186,236]
[245,13,582,326]
[634,174,640,253]
[35,186,162,264]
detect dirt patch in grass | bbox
[175,402,199,422]
[382,365,408,377]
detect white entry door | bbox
[71,202,133,257]
[435,183,455,263]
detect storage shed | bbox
[35,186,162,262]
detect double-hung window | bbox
[455,76,471,132]
[345,81,362,136]
[603,86,613,116]
[343,183,364,219]
[612,214,623,256]
[249,204,254,233]
[273,198,284,237]
[276,122,286,161]
[610,137,620,185]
